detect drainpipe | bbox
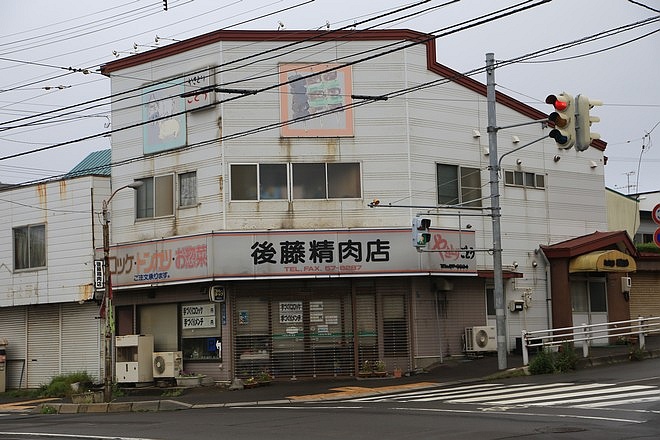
[538,247,552,329]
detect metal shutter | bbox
[61,303,101,382]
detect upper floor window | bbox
[136,174,174,219]
[13,224,46,270]
[436,164,482,207]
[179,172,197,207]
[504,170,545,189]
[230,163,361,201]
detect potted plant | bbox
[256,370,273,385]
[242,376,259,388]
[175,371,205,387]
[373,360,387,377]
[358,360,372,378]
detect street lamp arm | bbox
[104,181,143,208]
[497,135,548,170]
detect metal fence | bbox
[521,316,660,365]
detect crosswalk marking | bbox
[344,382,660,410]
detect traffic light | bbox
[412,217,431,248]
[163,0,168,11]
[546,93,575,149]
[574,94,602,152]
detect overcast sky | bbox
[1,0,658,193]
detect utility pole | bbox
[100,181,143,402]
[486,53,507,371]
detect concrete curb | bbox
[33,399,191,414]
[26,349,660,414]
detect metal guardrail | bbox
[521,316,660,366]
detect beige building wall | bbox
[606,188,639,237]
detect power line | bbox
[3,0,647,177]
[0,0,441,130]
[3,1,655,185]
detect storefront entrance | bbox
[231,279,411,379]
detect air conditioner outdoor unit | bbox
[153,351,183,378]
[465,326,497,352]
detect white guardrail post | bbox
[638,316,646,349]
[522,329,529,366]
[581,323,589,358]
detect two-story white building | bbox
[98,29,634,381]
[0,151,110,388]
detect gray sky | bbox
[1,0,658,193]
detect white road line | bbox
[347,383,505,402]
[390,407,645,424]
[475,385,655,406]
[445,383,617,404]
[415,383,592,403]
[0,433,160,440]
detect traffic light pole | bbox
[485,53,507,371]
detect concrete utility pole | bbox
[485,53,507,371]
[101,181,143,402]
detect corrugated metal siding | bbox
[61,303,101,381]
[441,278,487,355]
[0,306,27,388]
[27,305,60,387]
[630,273,660,318]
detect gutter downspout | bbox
[538,247,552,329]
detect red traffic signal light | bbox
[546,93,575,149]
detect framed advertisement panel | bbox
[279,63,353,137]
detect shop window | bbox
[136,175,174,218]
[178,171,197,207]
[180,302,222,361]
[437,164,482,207]
[13,224,46,270]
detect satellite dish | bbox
[153,355,166,374]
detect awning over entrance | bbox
[569,250,636,273]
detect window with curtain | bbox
[179,171,197,207]
[13,224,46,270]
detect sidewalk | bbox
[2,336,658,414]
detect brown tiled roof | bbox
[540,230,638,258]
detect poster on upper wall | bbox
[142,80,187,154]
[279,63,353,137]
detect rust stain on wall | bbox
[58,180,67,198]
[36,183,47,206]
[78,284,94,301]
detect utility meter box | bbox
[621,277,632,293]
[508,300,525,312]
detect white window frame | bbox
[136,174,175,219]
[230,162,361,201]
[178,171,197,208]
[13,223,46,270]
